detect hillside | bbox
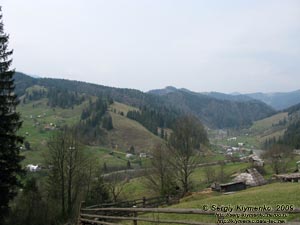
[250,112,288,145]
[17,92,163,170]
[15,72,275,129]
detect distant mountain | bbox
[246,90,300,111]
[15,72,275,129]
[202,91,253,102]
[202,90,300,110]
[148,86,177,95]
[149,87,275,128]
[151,87,300,111]
[151,89,253,102]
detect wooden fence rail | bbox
[85,195,179,209]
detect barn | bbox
[219,181,246,192]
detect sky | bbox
[1,0,300,93]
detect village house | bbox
[238,142,244,147]
[227,137,237,141]
[26,164,41,172]
[247,154,264,167]
[126,153,134,159]
[139,153,147,158]
[211,168,266,193]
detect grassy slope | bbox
[110,102,140,115]
[169,183,300,222]
[251,112,288,144]
[107,111,164,153]
[18,97,88,165]
[250,112,288,133]
[18,96,161,168]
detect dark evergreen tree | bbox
[103,162,108,173]
[24,141,31,150]
[129,145,135,154]
[127,160,131,169]
[0,8,24,222]
[102,114,113,130]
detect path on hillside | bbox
[102,160,232,178]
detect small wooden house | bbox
[248,154,264,167]
[275,173,300,183]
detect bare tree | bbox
[86,166,110,205]
[46,127,89,218]
[106,172,127,202]
[262,144,293,174]
[204,166,216,184]
[145,144,176,196]
[168,115,208,194]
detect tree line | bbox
[127,105,179,135]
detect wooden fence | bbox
[78,202,300,225]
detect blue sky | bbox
[2,0,300,93]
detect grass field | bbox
[118,161,252,202]
[119,155,300,209]
[250,112,288,134]
[123,183,300,224]
[109,102,139,116]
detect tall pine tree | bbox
[0,7,24,222]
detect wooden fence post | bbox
[166,195,169,205]
[133,205,138,225]
[77,201,85,225]
[142,197,146,208]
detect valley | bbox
[6,72,300,224]
[1,2,300,224]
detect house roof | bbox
[275,173,300,179]
[233,168,266,186]
[220,181,245,187]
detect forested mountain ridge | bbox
[15,72,275,129]
[150,88,254,102]
[149,86,276,128]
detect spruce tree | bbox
[0,7,24,221]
